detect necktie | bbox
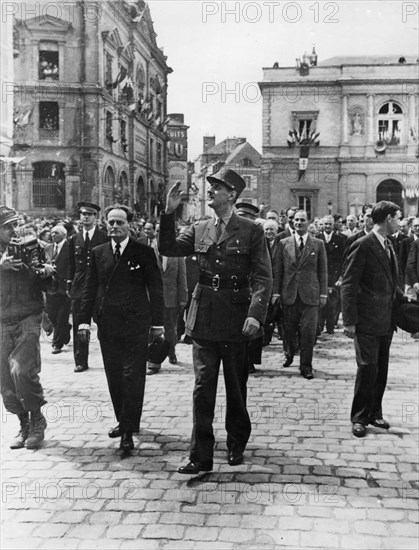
[85,232,90,249]
[52,244,58,260]
[384,239,391,260]
[114,242,121,263]
[299,236,304,252]
[216,219,223,241]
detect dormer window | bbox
[39,42,59,80]
[242,158,252,167]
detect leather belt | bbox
[199,274,250,291]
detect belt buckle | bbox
[212,274,220,291]
[231,275,239,292]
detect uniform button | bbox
[216,260,220,264]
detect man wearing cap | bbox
[67,202,108,373]
[0,206,51,449]
[159,169,272,474]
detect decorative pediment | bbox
[102,27,123,49]
[22,15,72,33]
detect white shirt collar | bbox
[372,228,387,249]
[55,239,65,253]
[323,231,333,243]
[294,232,309,246]
[84,227,95,240]
[112,236,129,254]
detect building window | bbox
[149,138,154,167]
[105,51,113,92]
[103,166,115,207]
[291,111,319,144]
[39,42,59,80]
[33,161,65,209]
[243,176,251,189]
[377,101,403,145]
[242,158,252,167]
[298,196,312,220]
[156,142,162,171]
[120,119,127,153]
[39,102,59,130]
[106,110,113,141]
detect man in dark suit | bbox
[272,210,327,379]
[399,217,419,286]
[67,202,108,373]
[317,215,345,335]
[159,169,272,474]
[44,225,71,354]
[343,206,374,268]
[78,205,164,452]
[277,208,297,240]
[341,201,404,438]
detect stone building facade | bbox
[259,55,419,219]
[11,0,171,216]
[193,137,262,218]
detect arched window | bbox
[377,101,403,146]
[376,179,403,207]
[33,161,65,209]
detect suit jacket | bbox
[317,232,345,287]
[158,211,272,341]
[343,229,368,270]
[45,241,69,295]
[160,256,188,308]
[341,232,402,335]
[67,227,108,299]
[79,238,164,340]
[399,236,416,279]
[277,227,293,241]
[273,234,327,306]
[406,239,419,287]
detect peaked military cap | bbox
[77,201,100,213]
[0,205,20,227]
[207,168,246,198]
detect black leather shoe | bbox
[169,354,178,365]
[119,433,134,452]
[52,346,62,354]
[228,452,244,466]
[248,363,257,374]
[369,418,390,429]
[352,423,367,437]
[283,355,293,368]
[108,425,121,438]
[301,370,313,380]
[178,461,213,475]
[74,365,88,373]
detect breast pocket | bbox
[226,245,250,270]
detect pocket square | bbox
[310,252,315,255]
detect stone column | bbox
[368,94,374,143]
[342,95,348,143]
[409,94,416,141]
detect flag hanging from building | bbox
[298,145,310,181]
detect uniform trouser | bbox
[0,314,46,414]
[190,339,251,464]
[100,334,149,433]
[282,298,318,370]
[351,332,392,425]
[46,293,71,349]
[164,307,178,357]
[71,298,89,368]
[318,288,339,333]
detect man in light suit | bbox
[272,210,327,379]
[159,169,272,474]
[44,225,71,354]
[341,201,404,437]
[67,202,108,373]
[78,205,164,452]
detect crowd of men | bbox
[0,169,417,471]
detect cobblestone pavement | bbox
[1,325,418,550]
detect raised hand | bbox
[166,181,186,214]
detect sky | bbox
[147,0,418,161]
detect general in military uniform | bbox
[159,169,272,474]
[67,202,108,372]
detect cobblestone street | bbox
[1,326,418,549]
